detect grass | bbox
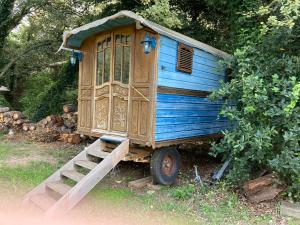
[0,141,30,161]
[0,139,298,224]
[0,161,54,186]
[91,187,135,202]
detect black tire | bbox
[150,147,180,185]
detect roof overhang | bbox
[60,10,232,59]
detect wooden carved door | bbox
[111,33,131,133]
[93,29,132,135]
[94,34,111,131]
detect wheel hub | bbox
[162,155,175,176]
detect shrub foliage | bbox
[211,0,300,200]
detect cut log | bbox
[0,107,9,113]
[4,116,12,125]
[23,123,29,131]
[63,104,76,113]
[29,124,36,131]
[14,119,24,125]
[3,111,15,118]
[61,126,72,134]
[247,185,284,203]
[59,133,70,142]
[64,119,76,129]
[67,134,81,144]
[243,173,277,195]
[12,111,24,120]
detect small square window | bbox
[177,43,194,74]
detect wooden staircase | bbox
[23,135,129,218]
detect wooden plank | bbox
[156,102,223,111]
[46,181,72,196]
[30,194,56,211]
[128,176,152,189]
[157,93,223,104]
[157,86,211,97]
[159,36,220,62]
[281,201,300,219]
[156,123,230,134]
[156,117,228,125]
[100,135,127,143]
[61,170,85,183]
[74,160,98,170]
[45,139,130,218]
[154,133,223,148]
[155,127,229,141]
[87,148,110,159]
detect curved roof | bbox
[61,10,231,59]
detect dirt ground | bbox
[0,133,298,225]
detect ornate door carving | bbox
[93,30,132,134]
[111,32,131,133]
[93,35,112,131]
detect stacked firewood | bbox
[0,104,83,144]
[29,104,81,144]
[0,107,35,131]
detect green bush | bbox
[211,0,300,200]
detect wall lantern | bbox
[140,33,156,54]
[70,50,83,66]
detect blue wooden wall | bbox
[157,35,225,92]
[155,35,230,142]
[155,94,231,141]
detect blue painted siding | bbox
[158,35,225,92]
[155,94,230,141]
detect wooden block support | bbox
[247,186,283,203]
[243,173,277,195]
[281,201,300,219]
[128,176,152,189]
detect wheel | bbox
[150,147,180,185]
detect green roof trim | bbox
[61,11,231,59]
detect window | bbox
[114,34,131,84]
[96,36,111,85]
[177,43,194,74]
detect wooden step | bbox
[100,135,127,144]
[30,193,57,210]
[75,160,97,170]
[87,148,110,159]
[46,181,72,196]
[61,170,84,182]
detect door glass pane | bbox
[126,35,131,43]
[96,52,103,85]
[104,48,111,83]
[122,46,130,84]
[114,45,122,82]
[116,35,121,43]
[107,36,111,45]
[97,43,102,51]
